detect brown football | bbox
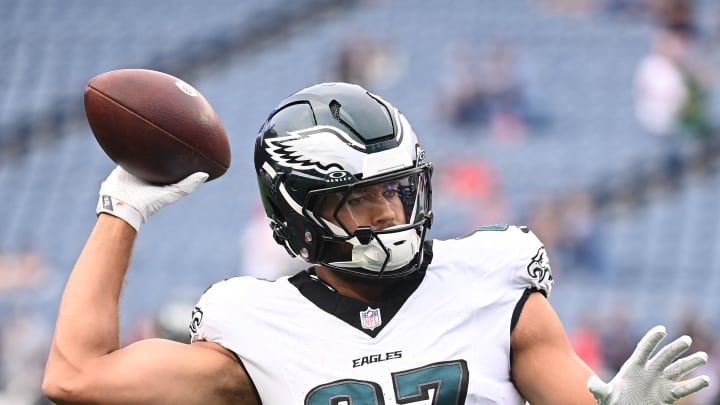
[84,69,231,184]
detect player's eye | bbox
[347,195,366,206]
[382,189,398,199]
[345,181,404,206]
[382,181,402,199]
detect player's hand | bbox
[587,325,710,404]
[96,166,209,231]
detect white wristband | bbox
[96,194,144,232]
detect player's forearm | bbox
[45,214,136,378]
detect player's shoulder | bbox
[432,224,553,295]
[435,224,540,254]
[197,275,290,306]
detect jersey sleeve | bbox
[189,277,247,346]
[506,226,554,296]
[444,225,554,297]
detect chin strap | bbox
[328,226,420,273]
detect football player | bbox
[43,83,709,404]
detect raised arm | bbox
[511,292,598,404]
[42,167,256,405]
[511,292,710,405]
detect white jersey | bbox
[191,225,553,404]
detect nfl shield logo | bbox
[360,307,382,331]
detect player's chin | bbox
[330,266,413,286]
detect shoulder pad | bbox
[445,225,554,295]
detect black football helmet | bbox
[254,82,433,279]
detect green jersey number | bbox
[306,360,468,405]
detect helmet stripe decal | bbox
[261,161,277,177]
[262,161,304,215]
[279,182,304,215]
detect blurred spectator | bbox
[570,315,605,373]
[123,295,199,345]
[435,44,484,127]
[431,159,510,238]
[647,0,695,30]
[587,0,696,29]
[0,308,50,404]
[707,341,720,404]
[634,27,690,135]
[0,247,49,293]
[330,36,405,91]
[123,313,162,344]
[239,204,304,280]
[556,189,605,276]
[599,308,637,377]
[597,0,654,20]
[524,189,604,277]
[156,295,199,343]
[435,42,548,142]
[633,25,714,138]
[525,196,563,267]
[676,312,719,405]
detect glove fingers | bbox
[671,375,711,399]
[664,351,709,380]
[98,167,209,230]
[650,335,692,371]
[587,375,612,402]
[629,325,667,366]
[174,172,209,195]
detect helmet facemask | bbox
[254,82,434,280]
[305,166,432,279]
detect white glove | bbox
[588,325,710,404]
[96,166,209,231]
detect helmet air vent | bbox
[329,99,363,141]
[329,99,394,146]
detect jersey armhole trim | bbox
[510,287,546,333]
[508,287,546,374]
[230,349,263,404]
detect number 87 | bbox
[305,360,469,404]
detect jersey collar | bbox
[289,241,433,337]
